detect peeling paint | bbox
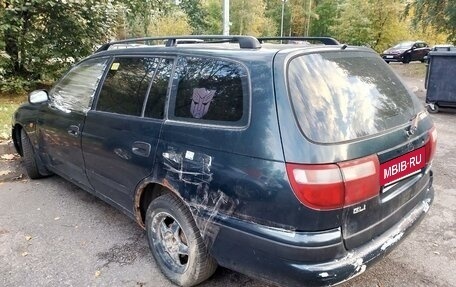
[163,150,213,186]
[161,148,239,247]
[351,258,366,274]
[189,186,239,247]
[423,198,431,213]
[381,232,404,251]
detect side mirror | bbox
[28,90,49,104]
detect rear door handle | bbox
[132,141,151,157]
[67,125,80,137]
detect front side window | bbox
[171,56,249,125]
[50,57,108,113]
[97,57,161,116]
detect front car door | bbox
[37,57,109,189]
[82,56,173,211]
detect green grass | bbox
[0,95,27,141]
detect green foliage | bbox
[326,0,446,52]
[120,0,171,37]
[331,0,374,46]
[0,95,24,139]
[230,0,276,36]
[147,9,192,36]
[406,0,456,43]
[0,0,453,95]
[310,0,338,36]
[179,0,209,34]
[0,0,122,93]
[202,0,222,34]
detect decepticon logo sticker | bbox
[191,88,216,119]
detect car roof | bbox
[92,35,342,56]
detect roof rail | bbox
[96,35,262,52]
[258,37,340,45]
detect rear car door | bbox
[82,56,173,211]
[37,57,109,188]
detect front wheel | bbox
[20,129,45,179]
[146,194,217,287]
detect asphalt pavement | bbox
[0,63,455,287]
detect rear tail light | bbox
[286,155,380,210]
[425,126,437,164]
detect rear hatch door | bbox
[274,48,435,246]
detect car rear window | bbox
[287,51,420,143]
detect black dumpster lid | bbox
[429,46,456,56]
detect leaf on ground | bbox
[21,252,28,257]
[25,235,32,241]
[12,174,23,181]
[1,154,15,160]
[95,270,101,278]
[0,169,11,176]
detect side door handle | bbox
[67,125,80,137]
[132,141,151,157]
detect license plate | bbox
[386,56,394,59]
[380,147,426,186]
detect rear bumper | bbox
[210,185,434,286]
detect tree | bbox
[406,0,456,43]
[331,0,373,46]
[310,0,338,36]
[0,0,121,92]
[230,0,276,36]
[119,0,171,37]
[147,9,192,36]
[178,0,209,34]
[264,0,291,36]
[367,0,410,51]
[202,0,223,35]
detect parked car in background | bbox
[12,35,436,287]
[381,41,430,64]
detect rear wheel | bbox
[146,194,217,287]
[20,129,45,179]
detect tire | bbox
[427,103,439,114]
[402,54,411,64]
[385,60,390,64]
[20,129,45,179]
[146,194,217,287]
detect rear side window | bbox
[97,57,160,116]
[170,56,249,125]
[144,58,173,119]
[287,51,420,143]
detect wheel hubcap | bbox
[152,212,189,273]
